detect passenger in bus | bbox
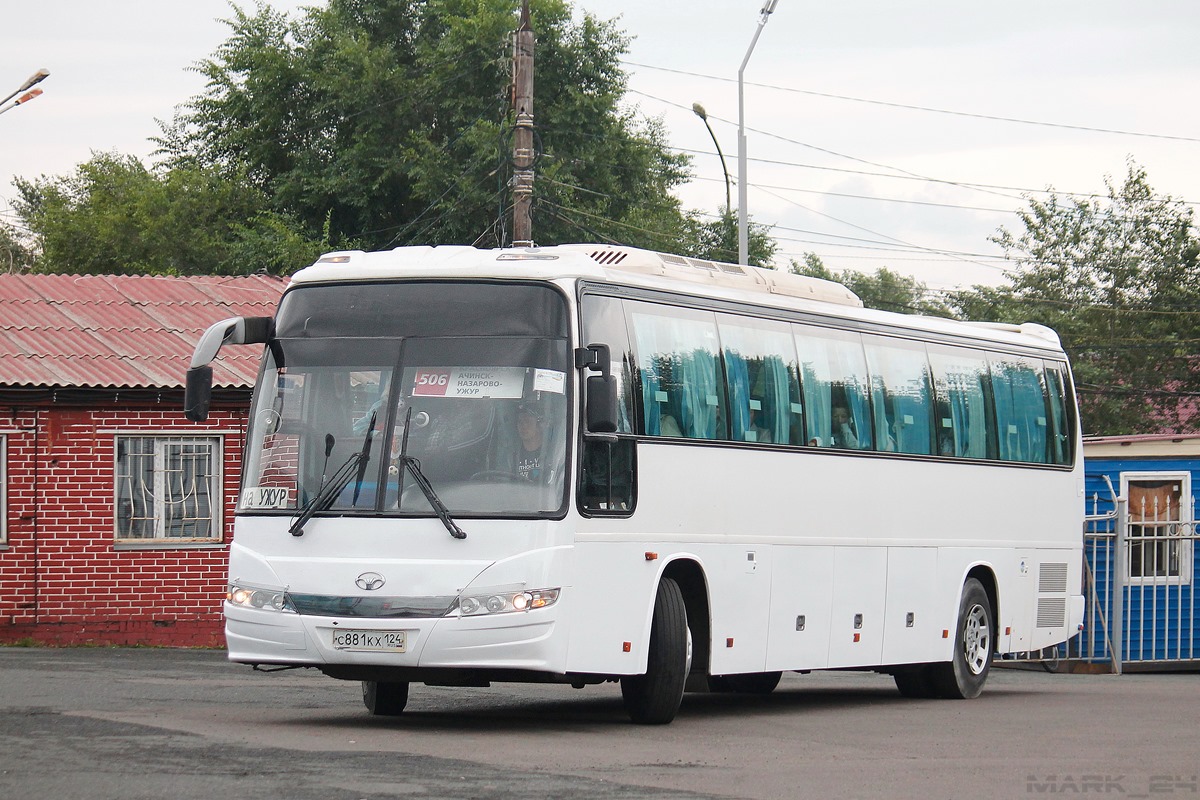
[830,404,859,449]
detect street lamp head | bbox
[20,69,50,92]
[761,0,780,15]
[692,102,708,121]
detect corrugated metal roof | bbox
[0,273,287,390]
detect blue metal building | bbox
[1076,434,1200,670]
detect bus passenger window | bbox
[863,337,933,456]
[717,315,803,445]
[990,355,1050,463]
[794,326,872,450]
[1043,363,1074,466]
[631,305,724,440]
[929,346,993,460]
[580,295,636,434]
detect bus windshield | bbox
[239,282,570,518]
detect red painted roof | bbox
[0,273,287,390]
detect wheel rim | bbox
[962,603,991,675]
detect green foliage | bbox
[157,0,691,251]
[0,221,34,273]
[676,209,777,267]
[13,152,321,275]
[949,162,1200,435]
[790,252,952,317]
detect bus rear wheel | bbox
[621,577,689,725]
[928,578,993,699]
[362,680,409,716]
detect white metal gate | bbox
[1066,480,1200,672]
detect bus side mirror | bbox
[184,315,273,422]
[184,365,214,422]
[577,343,618,434]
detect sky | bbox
[3,0,1198,291]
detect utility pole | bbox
[511,0,535,247]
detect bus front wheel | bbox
[928,577,993,699]
[621,577,689,724]
[362,680,409,716]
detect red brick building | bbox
[0,273,286,646]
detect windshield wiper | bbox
[398,455,467,540]
[290,413,376,537]
[396,406,467,540]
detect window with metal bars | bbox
[115,436,221,542]
[1126,476,1193,583]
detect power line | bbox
[622,60,1200,144]
[691,174,1015,214]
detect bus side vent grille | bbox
[589,249,628,266]
[1036,598,1066,628]
[1038,562,1068,593]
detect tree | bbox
[13,152,320,275]
[790,252,952,317]
[951,162,1200,435]
[0,221,34,273]
[680,209,777,267]
[156,0,692,252]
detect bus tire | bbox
[710,671,783,695]
[928,578,993,699]
[362,680,409,716]
[621,577,688,725]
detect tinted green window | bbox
[631,304,725,440]
[990,354,1049,463]
[794,326,872,450]
[1044,362,1074,466]
[718,315,805,445]
[863,337,934,455]
[580,295,636,434]
[928,346,995,459]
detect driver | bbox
[514,400,548,481]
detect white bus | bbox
[185,244,1085,724]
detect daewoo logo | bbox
[355,572,386,591]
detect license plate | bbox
[331,628,407,652]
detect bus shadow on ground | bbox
[295,677,1045,733]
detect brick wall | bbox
[1,403,247,647]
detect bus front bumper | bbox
[224,601,566,674]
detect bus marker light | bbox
[623,642,631,652]
[1005,626,1012,635]
[645,552,657,561]
[726,638,734,648]
[853,633,861,643]
[942,630,950,639]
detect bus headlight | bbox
[455,587,560,617]
[227,582,295,613]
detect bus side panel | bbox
[764,545,835,671]
[881,547,942,665]
[826,546,888,668]
[706,544,773,676]
[563,540,659,676]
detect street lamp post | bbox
[737,1,779,265]
[0,88,43,118]
[691,103,731,214]
[1,69,50,107]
